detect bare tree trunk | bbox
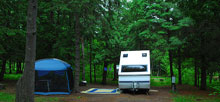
[16,0,37,101]
[0,60,6,81]
[209,72,213,84]
[9,60,12,74]
[16,61,22,74]
[81,37,85,81]
[200,56,206,90]
[219,72,220,82]
[197,68,200,87]
[167,31,174,86]
[168,50,174,78]
[89,39,92,83]
[73,13,80,93]
[200,36,207,90]
[178,48,182,85]
[112,62,118,81]
[194,58,198,87]
[102,61,108,85]
[94,64,96,83]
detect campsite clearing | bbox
[2,80,220,102]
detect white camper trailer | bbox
[118,50,150,92]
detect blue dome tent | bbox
[35,58,73,95]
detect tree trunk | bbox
[0,60,6,81]
[81,37,85,81]
[9,60,12,74]
[102,61,108,85]
[112,62,118,81]
[168,50,174,78]
[16,61,22,74]
[73,13,80,93]
[178,48,182,85]
[16,62,19,74]
[209,72,213,84]
[200,56,207,90]
[219,72,220,82]
[94,64,96,83]
[16,0,37,101]
[194,58,198,87]
[197,68,200,87]
[13,62,16,72]
[200,34,207,90]
[89,39,92,83]
[167,30,174,85]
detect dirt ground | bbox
[1,80,172,102]
[0,80,216,102]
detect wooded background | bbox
[0,0,220,92]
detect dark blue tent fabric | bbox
[35,58,71,71]
[35,58,73,95]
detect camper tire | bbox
[146,89,150,95]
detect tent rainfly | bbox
[35,58,73,95]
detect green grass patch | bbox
[35,97,59,102]
[0,92,59,102]
[151,76,171,86]
[4,74,22,80]
[173,95,220,102]
[0,92,15,102]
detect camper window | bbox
[121,65,147,72]
[123,54,128,58]
[142,53,147,57]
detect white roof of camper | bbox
[119,50,150,65]
[119,50,150,75]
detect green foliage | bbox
[209,83,220,96]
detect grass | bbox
[173,95,220,102]
[0,92,15,102]
[0,92,59,102]
[3,74,22,80]
[151,76,171,86]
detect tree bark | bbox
[0,60,6,81]
[219,72,220,82]
[167,30,174,85]
[200,57,206,90]
[178,48,182,85]
[16,61,22,74]
[89,39,92,83]
[200,35,206,90]
[94,64,96,83]
[102,61,108,85]
[194,58,198,87]
[9,60,12,74]
[168,50,174,78]
[209,72,213,84]
[81,37,85,81]
[112,62,118,81]
[73,13,80,93]
[197,68,200,87]
[16,0,37,101]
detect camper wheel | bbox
[146,89,150,95]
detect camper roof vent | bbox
[142,53,147,57]
[123,54,128,58]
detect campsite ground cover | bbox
[1,77,220,102]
